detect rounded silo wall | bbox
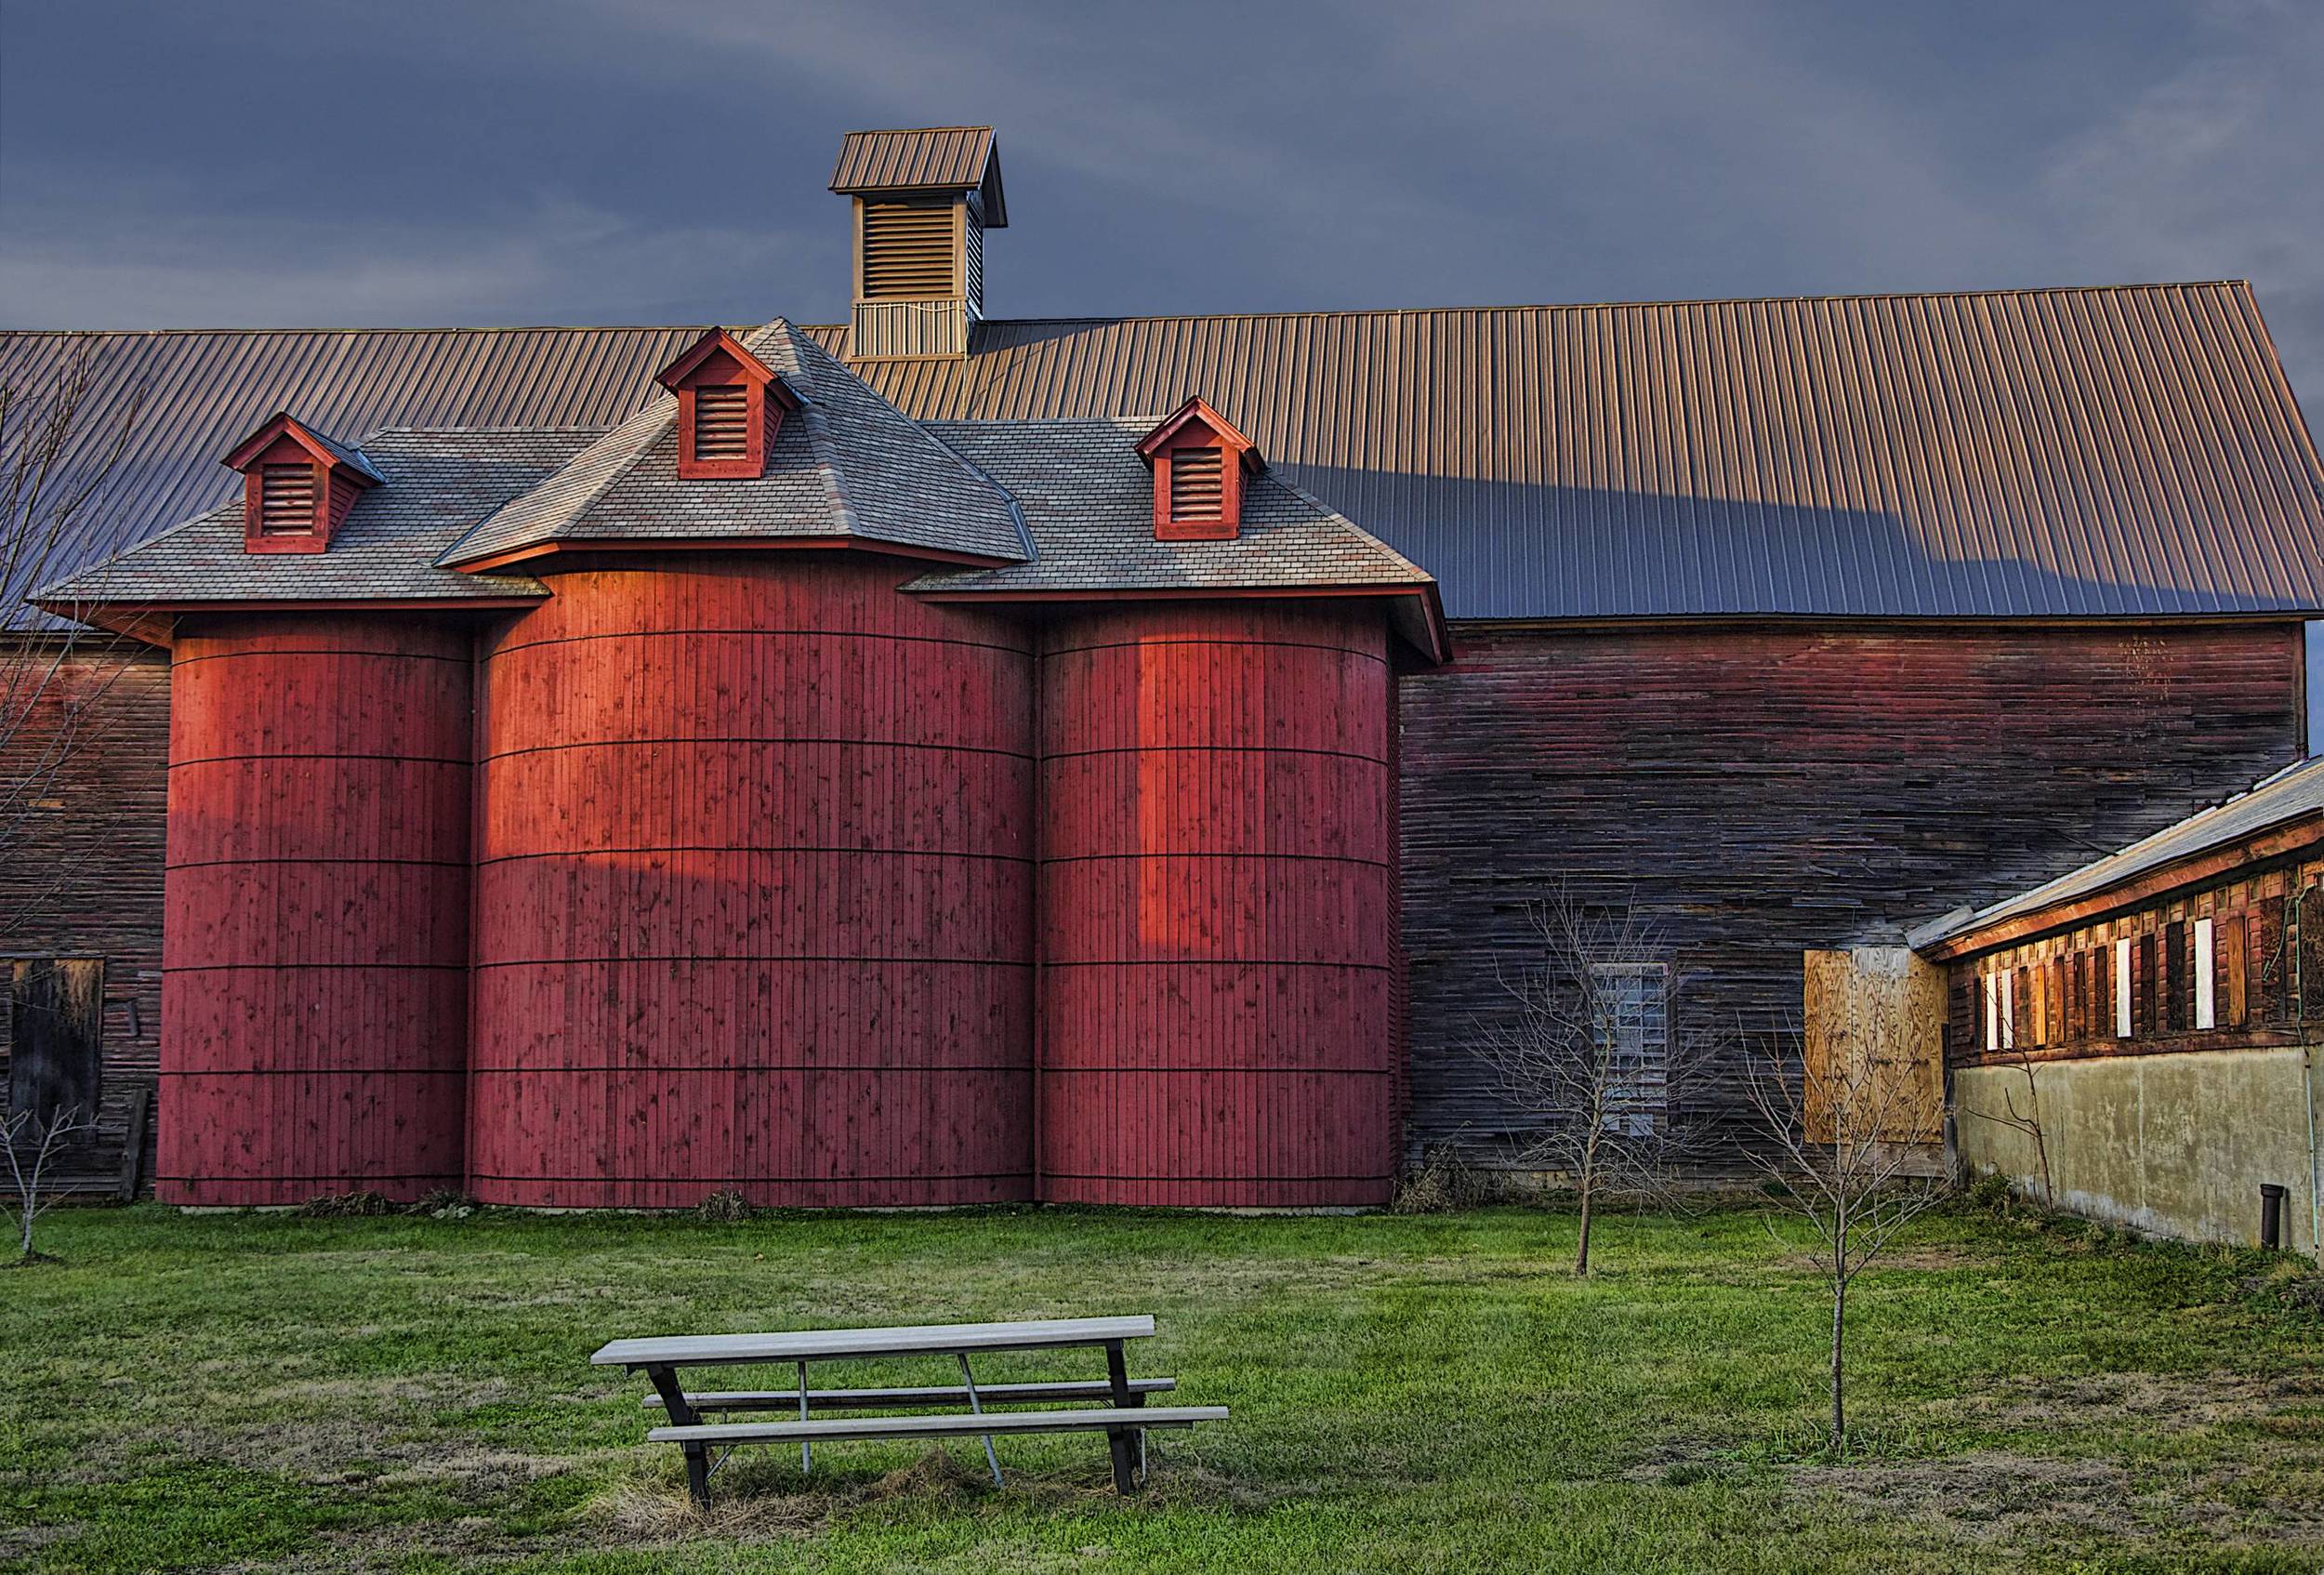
[158,615,474,1205]
[1038,602,1401,1207]
[467,554,1036,1208]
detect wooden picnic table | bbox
[592,1316,1222,1503]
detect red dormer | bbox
[222,413,383,554]
[1136,397,1261,541]
[655,328,801,480]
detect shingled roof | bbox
[8,283,2323,623]
[912,417,1446,655]
[35,428,592,610]
[438,320,1029,569]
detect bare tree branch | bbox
[0,344,152,943]
[1475,885,1721,1273]
[1743,1022,1945,1453]
[4,1103,98,1262]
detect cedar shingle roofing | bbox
[437,321,1028,568]
[8,282,2323,622]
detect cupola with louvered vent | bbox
[654,327,799,480]
[221,412,383,554]
[1136,397,1261,541]
[831,127,1007,361]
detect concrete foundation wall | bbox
[1954,1046,2321,1257]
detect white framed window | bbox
[2194,917,2215,1030]
[2115,936,2133,1038]
[1984,972,2000,1052]
[1589,961,1669,1137]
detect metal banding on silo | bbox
[1037,602,1401,1207]
[466,554,1036,1207]
[158,615,474,1205]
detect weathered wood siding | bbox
[467,555,1037,1208]
[161,615,473,1204]
[1397,621,2309,1160]
[1037,603,1402,1206]
[0,641,168,1190]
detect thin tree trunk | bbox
[1575,1174,1593,1276]
[1829,1274,1846,1453]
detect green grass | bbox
[2,1202,2319,1572]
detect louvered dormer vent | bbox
[655,327,799,481]
[222,412,381,554]
[1137,397,1261,542]
[258,463,318,536]
[693,385,750,462]
[1169,448,1225,522]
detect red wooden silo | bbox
[1038,602,1401,1207]
[159,615,474,1205]
[467,554,1036,1208]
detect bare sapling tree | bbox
[0,344,149,942]
[1478,886,1717,1274]
[1961,1045,2053,1206]
[4,1102,96,1263]
[1744,1026,1945,1453]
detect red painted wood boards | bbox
[466,555,1036,1207]
[159,615,473,1205]
[1037,603,1400,1206]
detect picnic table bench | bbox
[592,1316,1225,1504]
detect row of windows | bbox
[1987,920,2212,1050]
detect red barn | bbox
[6,126,2322,1206]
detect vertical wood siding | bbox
[466,554,1036,1207]
[1397,621,2308,1162]
[1037,603,1401,1206]
[159,615,473,1205]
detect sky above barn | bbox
[2,0,2321,406]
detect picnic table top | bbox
[591,1315,1157,1369]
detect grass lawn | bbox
[3,1201,2320,1573]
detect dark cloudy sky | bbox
[4,0,2321,402]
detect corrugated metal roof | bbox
[829,128,1006,225]
[0,325,706,625]
[812,285,2324,621]
[1914,754,2324,949]
[9,283,2322,624]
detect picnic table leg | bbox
[797,1360,812,1475]
[642,1364,712,1509]
[1103,1341,1139,1494]
[957,1353,1004,1486]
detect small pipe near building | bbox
[2262,1184,2288,1252]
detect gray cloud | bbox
[2,0,2318,404]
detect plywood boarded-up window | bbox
[2193,916,2216,1030]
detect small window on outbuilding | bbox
[1590,961,1669,1136]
